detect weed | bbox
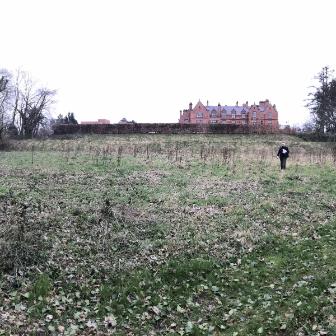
[31,274,51,299]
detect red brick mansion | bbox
[179,99,279,129]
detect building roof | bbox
[206,105,247,114]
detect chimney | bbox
[189,102,193,110]
[246,101,248,105]
[207,100,209,106]
[236,101,238,106]
[180,110,182,116]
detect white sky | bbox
[2,0,336,126]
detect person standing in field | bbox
[277,142,289,170]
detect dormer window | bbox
[196,112,203,118]
[210,110,217,118]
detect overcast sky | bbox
[2,0,336,126]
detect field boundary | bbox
[52,123,284,136]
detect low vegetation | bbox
[0,134,335,335]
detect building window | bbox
[210,110,217,118]
[231,110,236,119]
[221,111,227,119]
[268,112,272,119]
[241,113,246,119]
[210,120,217,124]
[242,120,247,125]
[268,120,272,125]
[196,112,203,118]
[252,112,257,119]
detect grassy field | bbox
[0,134,335,335]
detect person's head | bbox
[281,142,286,146]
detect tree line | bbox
[0,68,58,140]
[0,68,78,141]
[1,66,336,141]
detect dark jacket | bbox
[277,146,289,158]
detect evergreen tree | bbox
[66,112,78,125]
[56,112,78,125]
[307,66,336,133]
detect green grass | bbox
[85,222,336,335]
[0,134,336,335]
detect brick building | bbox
[179,99,278,129]
[80,119,110,125]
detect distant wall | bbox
[53,123,280,135]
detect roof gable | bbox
[194,100,207,111]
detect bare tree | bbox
[0,69,12,140]
[12,70,56,137]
